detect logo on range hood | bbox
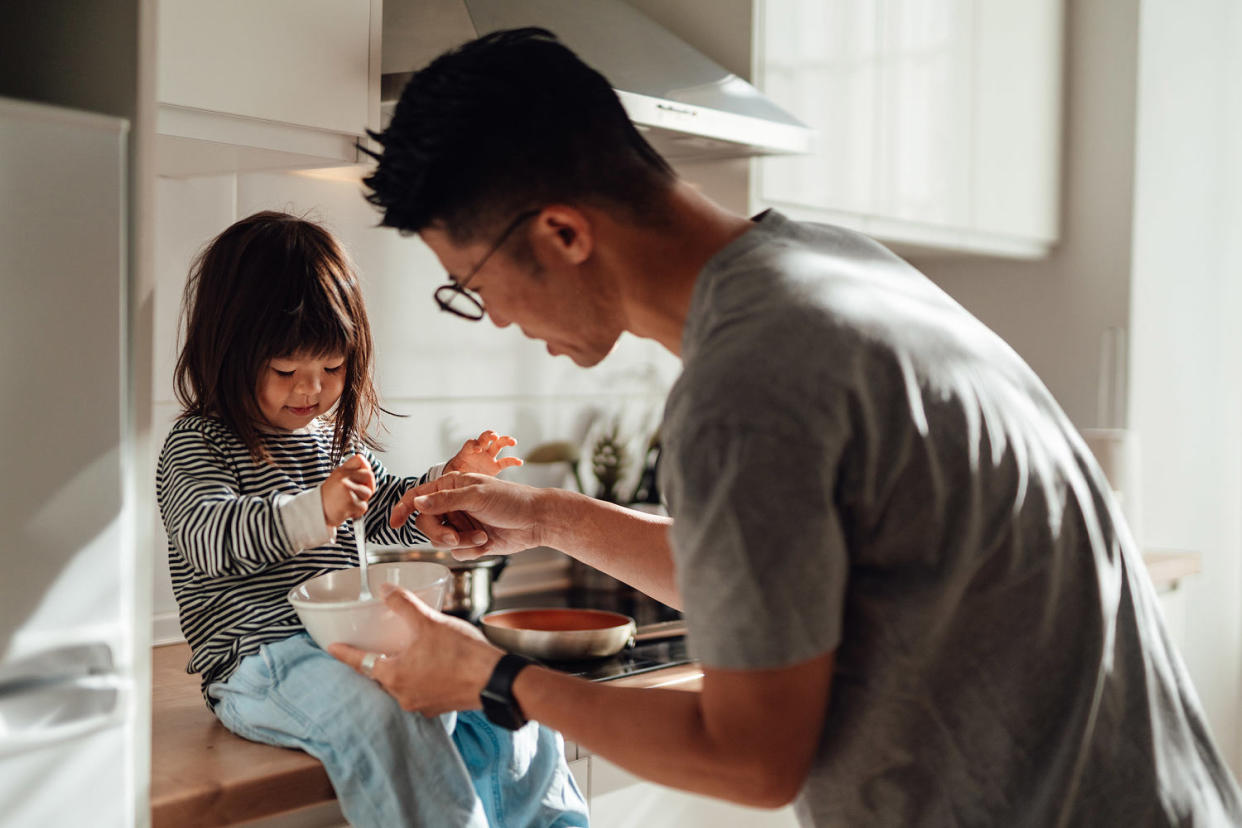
[380,0,815,162]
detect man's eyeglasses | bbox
[433,209,542,321]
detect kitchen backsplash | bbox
[150,159,744,643]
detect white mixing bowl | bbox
[288,561,451,653]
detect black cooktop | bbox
[490,587,691,682]
[541,636,691,682]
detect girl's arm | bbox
[157,426,325,577]
[363,449,434,548]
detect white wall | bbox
[1126,0,1242,775]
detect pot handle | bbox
[492,556,508,581]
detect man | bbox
[332,27,1242,825]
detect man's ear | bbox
[533,205,593,266]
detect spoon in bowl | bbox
[353,514,373,601]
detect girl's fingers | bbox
[497,456,523,469]
[483,433,516,459]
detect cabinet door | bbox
[754,0,1063,257]
[971,0,1062,243]
[157,0,373,136]
[757,0,882,216]
[874,0,972,229]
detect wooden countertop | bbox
[151,643,702,827]
[151,643,335,827]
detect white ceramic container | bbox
[288,561,451,653]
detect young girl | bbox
[156,211,588,828]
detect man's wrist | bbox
[534,486,583,551]
[479,653,538,730]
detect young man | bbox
[333,27,1242,825]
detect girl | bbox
[155,211,588,828]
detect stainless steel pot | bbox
[369,546,506,622]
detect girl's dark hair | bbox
[174,211,381,463]
[362,27,676,242]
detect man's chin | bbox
[570,351,606,368]
[544,333,619,368]
[549,343,608,368]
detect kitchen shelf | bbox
[1142,550,1202,591]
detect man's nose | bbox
[487,308,511,329]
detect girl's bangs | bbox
[267,262,360,361]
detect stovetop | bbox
[490,586,692,682]
[540,636,691,682]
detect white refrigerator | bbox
[0,97,141,826]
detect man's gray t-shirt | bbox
[659,210,1242,826]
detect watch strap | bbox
[480,653,537,730]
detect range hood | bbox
[380,0,814,161]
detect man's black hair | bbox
[362,27,675,241]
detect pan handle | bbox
[632,619,686,643]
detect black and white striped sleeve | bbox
[363,449,433,548]
[156,426,300,577]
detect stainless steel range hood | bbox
[380,0,814,162]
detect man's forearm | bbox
[513,667,803,808]
[537,487,681,608]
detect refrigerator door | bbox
[0,97,135,826]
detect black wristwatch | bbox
[480,653,537,730]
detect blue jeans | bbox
[207,633,588,828]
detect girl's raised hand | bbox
[322,453,376,528]
[444,430,523,477]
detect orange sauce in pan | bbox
[482,608,631,632]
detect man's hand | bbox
[390,472,548,557]
[322,454,375,527]
[329,584,503,715]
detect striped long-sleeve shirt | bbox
[155,414,434,704]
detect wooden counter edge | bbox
[151,765,335,828]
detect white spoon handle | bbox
[353,515,372,600]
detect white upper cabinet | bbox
[156,0,381,177]
[754,0,1063,258]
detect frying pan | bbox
[479,608,684,660]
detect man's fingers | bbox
[327,642,367,672]
[410,487,483,515]
[380,583,436,628]
[412,511,460,547]
[391,473,467,527]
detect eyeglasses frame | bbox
[432,208,543,321]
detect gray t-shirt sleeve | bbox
[665,422,848,670]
